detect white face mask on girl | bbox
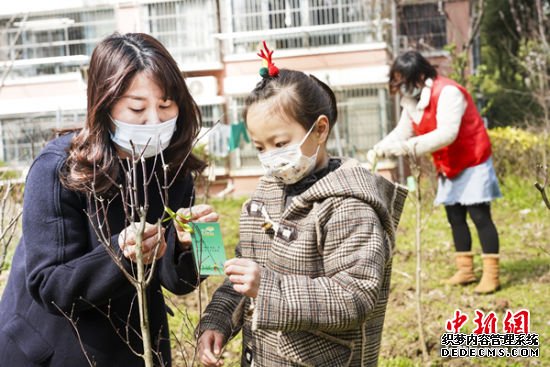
[258,122,320,185]
[109,115,178,158]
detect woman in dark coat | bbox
[0,33,217,366]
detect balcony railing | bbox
[225,84,391,169]
[220,0,391,54]
[0,8,115,78]
[217,21,386,55]
[398,2,447,51]
[142,0,221,69]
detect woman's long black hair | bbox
[389,50,437,94]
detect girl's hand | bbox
[198,330,225,366]
[224,258,261,298]
[118,222,166,264]
[175,204,219,249]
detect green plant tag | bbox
[190,222,226,276]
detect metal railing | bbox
[332,85,391,161]
[226,84,391,169]
[142,0,220,67]
[0,102,223,164]
[0,8,115,78]
[220,0,390,54]
[0,110,85,163]
[398,2,447,51]
[200,104,224,129]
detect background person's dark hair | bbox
[389,50,438,95]
[243,69,338,132]
[61,32,205,195]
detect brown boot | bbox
[444,252,477,285]
[474,254,500,294]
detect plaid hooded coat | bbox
[200,159,407,366]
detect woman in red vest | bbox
[374,51,502,294]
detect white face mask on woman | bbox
[400,83,422,98]
[109,115,178,158]
[258,122,319,185]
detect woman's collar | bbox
[416,77,433,110]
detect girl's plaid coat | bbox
[200,159,407,366]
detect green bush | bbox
[488,126,549,179]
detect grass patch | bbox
[0,175,546,366]
[379,173,548,366]
[165,197,246,366]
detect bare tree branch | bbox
[508,0,523,35]
[535,164,550,210]
[52,302,96,367]
[466,0,485,51]
[408,144,429,363]
[0,181,22,277]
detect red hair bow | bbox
[258,41,279,78]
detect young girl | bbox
[197,44,407,367]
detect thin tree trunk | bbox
[413,167,429,362]
[136,219,154,367]
[137,283,153,367]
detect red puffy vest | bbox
[412,76,492,178]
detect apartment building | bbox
[0,0,474,191]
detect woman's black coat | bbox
[0,134,199,366]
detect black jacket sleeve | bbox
[25,152,134,314]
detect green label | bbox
[190,222,227,276]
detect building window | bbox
[399,3,447,51]
[0,111,85,163]
[226,96,257,169]
[200,104,224,129]
[0,9,115,78]
[332,86,390,161]
[142,0,220,67]
[226,85,390,170]
[226,0,372,54]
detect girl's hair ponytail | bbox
[243,42,338,132]
[309,74,338,125]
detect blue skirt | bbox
[434,157,502,206]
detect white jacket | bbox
[375,78,467,156]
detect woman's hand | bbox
[118,222,166,264]
[224,258,261,298]
[175,204,219,249]
[374,140,412,157]
[198,330,225,366]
